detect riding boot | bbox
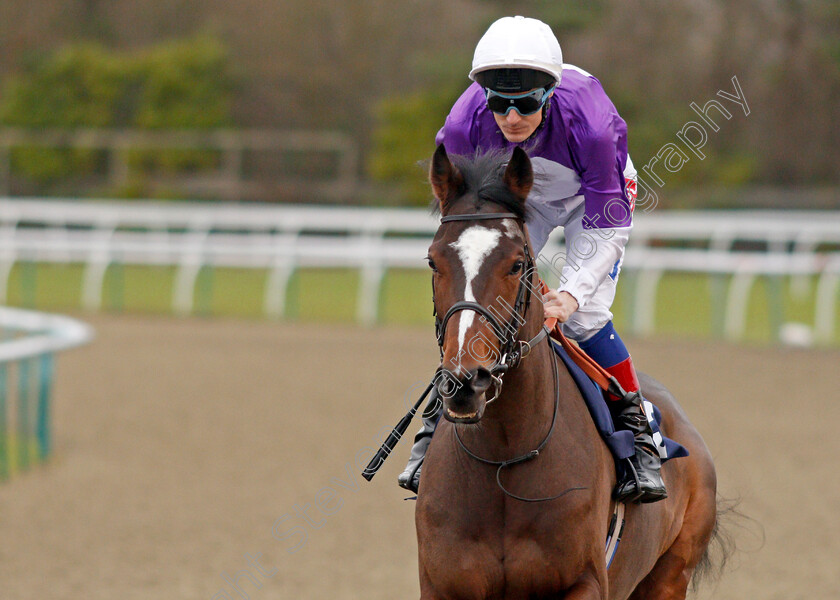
[397,390,442,493]
[609,389,668,503]
[578,323,667,504]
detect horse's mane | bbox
[429,150,536,220]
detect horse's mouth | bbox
[443,394,486,423]
[445,408,478,423]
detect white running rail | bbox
[0,307,93,362]
[1,198,838,343]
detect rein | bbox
[538,280,635,402]
[452,334,586,502]
[436,210,585,502]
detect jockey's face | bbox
[491,89,550,143]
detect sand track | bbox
[0,314,838,599]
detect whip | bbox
[361,379,436,481]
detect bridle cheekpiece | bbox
[432,211,549,402]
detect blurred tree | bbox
[368,81,465,206]
[0,34,234,193]
[0,0,838,203]
[0,44,126,182]
[129,34,234,176]
[760,0,840,184]
[483,0,605,35]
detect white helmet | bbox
[469,16,563,88]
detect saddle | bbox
[550,335,688,466]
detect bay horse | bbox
[415,145,720,599]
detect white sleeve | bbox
[559,225,630,309]
[523,157,632,308]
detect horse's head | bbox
[428,144,540,424]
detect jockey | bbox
[398,15,667,504]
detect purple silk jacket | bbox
[435,64,637,310]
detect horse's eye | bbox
[427,257,438,272]
[509,260,524,275]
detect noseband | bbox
[433,212,549,399]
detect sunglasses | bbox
[484,85,556,116]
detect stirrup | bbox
[614,449,667,504]
[613,458,643,503]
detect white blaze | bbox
[449,225,502,354]
[501,218,519,239]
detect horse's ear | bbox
[430,144,464,213]
[503,146,533,201]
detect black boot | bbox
[397,391,442,493]
[611,392,667,504]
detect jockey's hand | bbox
[542,290,579,323]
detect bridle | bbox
[432,210,586,502]
[432,211,549,402]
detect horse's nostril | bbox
[436,368,462,399]
[470,367,492,394]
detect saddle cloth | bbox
[550,339,688,464]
